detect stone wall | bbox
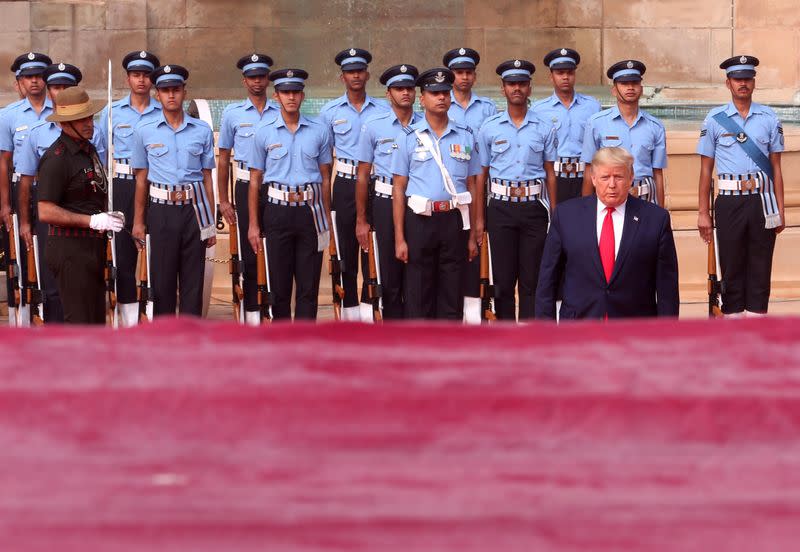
[0,0,797,100]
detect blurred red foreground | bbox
[1,318,800,551]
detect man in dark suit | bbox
[535,147,679,320]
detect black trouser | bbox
[360,194,404,319]
[715,194,776,314]
[487,198,549,320]
[234,178,261,312]
[404,208,468,320]
[556,175,584,204]
[111,176,138,304]
[35,218,64,323]
[147,202,205,316]
[331,174,359,308]
[4,180,19,312]
[46,235,106,325]
[262,201,323,320]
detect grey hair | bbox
[592,146,634,170]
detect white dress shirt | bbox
[596,199,626,258]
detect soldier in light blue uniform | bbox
[0,51,52,326]
[355,63,422,320]
[16,62,106,323]
[391,67,481,320]
[97,50,162,326]
[581,60,667,206]
[319,48,389,321]
[442,47,498,323]
[131,64,217,318]
[697,55,784,317]
[532,48,601,203]
[246,68,333,321]
[478,59,557,321]
[217,53,280,325]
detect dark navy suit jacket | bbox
[535,195,679,320]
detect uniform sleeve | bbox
[130,126,148,170]
[543,125,558,163]
[16,132,37,176]
[318,125,333,165]
[485,100,498,119]
[652,124,667,169]
[770,117,785,153]
[0,110,14,153]
[696,116,717,158]
[36,151,65,204]
[580,117,599,164]
[247,126,267,172]
[92,128,107,168]
[467,130,481,177]
[218,108,235,150]
[201,127,215,170]
[96,106,108,152]
[477,124,491,168]
[357,124,374,164]
[391,131,411,177]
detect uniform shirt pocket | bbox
[267,144,288,160]
[301,147,320,172]
[601,136,623,147]
[236,125,255,139]
[13,131,27,150]
[412,147,432,163]
[147,143,169,158]
[491,139,510,156]
[114,125,134,140]
[718,134,738,148]
[180,142,204,172]
[376,138,396,156]
[528,139,545,167]
[636,142,655,165]
[332,119,352,135]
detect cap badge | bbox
[400,65,407,73]
[627,61,634,69]
[251,54,259,62]
[27,52,35,60]
[58,63,65,71]
[513,59,521,68]
[349,48,356,56]
[459,48,466,55]
[140,51,147,58]
[740,55,748,64]
[164,65,171,73]
[560,48,567,56]
[434,71,445,83]
[286,70,294,78]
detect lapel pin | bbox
[633,216,639,222]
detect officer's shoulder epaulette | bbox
[454,121,474,134]
[364,110,391,125]
[476,94,496,105]
[221,101,242,115]
[402,124,416,136]
[588,108,613,123]
[530,96,551,109]
[641,110,665,128]
[135,117,159,132]
[753,102,778,119]
[369,97,390,109]
[482,112,503,126]
[29,120,49,133]
[577,92,602,106]
[319,96,346,113]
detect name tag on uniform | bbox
[267,143,283,151]
[147,143,164,149]
[494,139,507,145]
[604,135,619,140]
[377,138,394,144]
[117,124,131,129]
[721,133,735,137]
[239,123,253,128]
[15,125,27,132]
[333,119,348,125]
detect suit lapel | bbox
[586,197,605,281]
[609,199,641,284]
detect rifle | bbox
[7,215,20,322]
[479,231,496,321]
[227,165,244,323]
[708,188,724,318]
[365,230,383,322]
[137,234,154,323]
[106,58,119,327]
[26,234,43,326]
[256,236,273,322]
[329,211,345,320]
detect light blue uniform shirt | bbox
[17,121,106,176]
[477,110,557,181]
[247,114,333,186]
[531,92,602,158]
[98,94,162,161]
[448,91,497,133]
[218,98,280,165]
[0,97,54,169]
[319,94,388,161]
[696,102,783,174]
[391,118,481,201]
[357,110,422,179]
[131,113,215,184]
[581,106,667,178]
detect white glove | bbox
[90,211,125,233]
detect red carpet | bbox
[1,318,800,551]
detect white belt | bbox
[149,184,194,202]
[407,192,472,229]
[113,162,132,176]
[717,178,761,192]
[630,182,650,197]
[554,161,585,173]
[233,165,250,181]
[490,182,541,198]
[267,186,314,203]
[11,173,20,184]
[374,180,393,197]
[334,159,357,176]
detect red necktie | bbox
[599,207,615,283]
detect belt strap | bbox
[554,160,585,174]
[149,184,194,203]
[232,163,250,182]
[149,182,215,240]
[334,158,357,177]
[113,162,132,176]
[490,181,541,198]
[266,185,315,203]
[374,180,393,197]
[717,177,761,192]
